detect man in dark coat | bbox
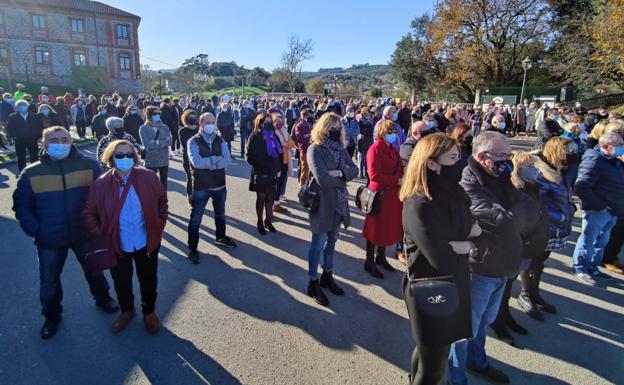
[12,126,118,339]
[8,100,44,171]
[216,103,235,156]
[534,109,563,150]
[397,102,412,137]
[449,130,535,385]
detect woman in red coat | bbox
[363,120,404,279]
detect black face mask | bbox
[306,116,315,124]
[464,135,474,147]
[186,116,198,125]
[113,129,125,138]
[263,122,274,131]
[328,130,341,142]
[438,161,465,184]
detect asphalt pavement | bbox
[0,135,622,385]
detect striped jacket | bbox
[12,147,101,247]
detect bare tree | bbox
[281,35,314,93]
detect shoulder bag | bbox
[298,173,320,213]
[408,274,459,318]
[355,155,400,215]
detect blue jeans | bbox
[448,273,507,385]
[37,243,111,320]
[240,129,250,157]
[307,213,341,279]
[358,151,367,176]
[572,210,617,273]
[276,163,288,198]
[188,188,227,251]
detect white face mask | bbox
[203,124,216,135]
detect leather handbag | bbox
[298,175,320,213]
[85,173,135,273]
[355,185,382,215]
[408,275,459,318]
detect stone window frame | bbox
[0,43,8,64]
[70,18,85,34]
[119,52,131,71]
[34,45,50,65]
[31,13,47,30]
[72,48,88,67]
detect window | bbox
[73,49,87,66]
[71,19,84,33]
[116,24,128,39]
[0,45,7,64]
[35,46,50,65]
[32,14,46,29]
[119,53,130,70]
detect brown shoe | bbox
[604,263,624,275]
[112,309,135,334]
[143,312,161,334]
[273,204,289,213]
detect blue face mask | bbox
[426,121,434,129]
[18,105,28,113]
[498,121,506,129]
[519,166,539,183]
[612,146,624,158]
[490,159,513,177]
[41,109,50,116]
[47,143,71,160]
[385,133,397,144]
[392,112,398,121]
[115,157,134,172]
[99,111,107,116]
[152,114,161,122]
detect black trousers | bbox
[410,343,451,385]
[183,161,193,197]
[603,217,624,264]
[171,127,180,151]
[110,246,159,314]
[75,120,87,138]
[15,139,39,172]
[148,166,168,189]
[365,240,385,263]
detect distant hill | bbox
[301,64,389,79]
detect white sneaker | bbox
[280,195,288,203]
[574,272,596,286]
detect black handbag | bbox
[355,185,382,215]
[408,275,459,318]
[298,175,320,213]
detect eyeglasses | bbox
[486,151,512,160]
[114,153,134,159]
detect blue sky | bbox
[102,0,435,71]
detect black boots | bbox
[375,252,395,272]
[41,317,61,340]
[518,291,545,321]
[320,271,344,295]
[307,279,329,306]
[365,241,384,279]
[533,267,557,314]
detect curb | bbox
[0,139,97,167]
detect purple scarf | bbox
[262,129,283,158]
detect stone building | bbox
[0,0,141,94]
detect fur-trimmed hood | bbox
[530,152,562,184]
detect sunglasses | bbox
[114,153,134,159]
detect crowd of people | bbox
[5,81,624,384]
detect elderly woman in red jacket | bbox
[362,120,404,279]
[82,139,168,334]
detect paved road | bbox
[0,137,622,385]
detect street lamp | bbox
[158,71,162,95]
[519,56,532,106]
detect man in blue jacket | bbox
[573,131,624,285]
[12,126,118,339]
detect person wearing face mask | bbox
[217,102,236,156]
[534,109,563,150]
[37,86,56,105]
[82,140,167,335]
[185,112,236,264]
[97,117,141,170]
[490,151,550,346]
[139,106,172,188]
[362,120,404,279]
[101,95,118,117]
[485,114,506,134]
[8,100,44,171]
[178,110,200,202]
[239,102,256,158]
[469,107,483,136]
[400,133,487,385]
[294,109,315,186]
[450,123,473,169]
[246,112,284,235]
[70,97,88,139]
[91,106,111,140]
[400,121,434,171]
[449,131,535,385]
[376,105,406,151]
[37,103,61,129]
[13,126,118,339]
[304,112,359,306]
[272,113,295,213]
[357,107,375,178]
[122,105,145,145]
[572,131,624,285]
[0,92,15,126]
[341,106,360,158]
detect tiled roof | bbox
[6,0,140,20]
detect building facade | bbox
[0,0,141,94]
